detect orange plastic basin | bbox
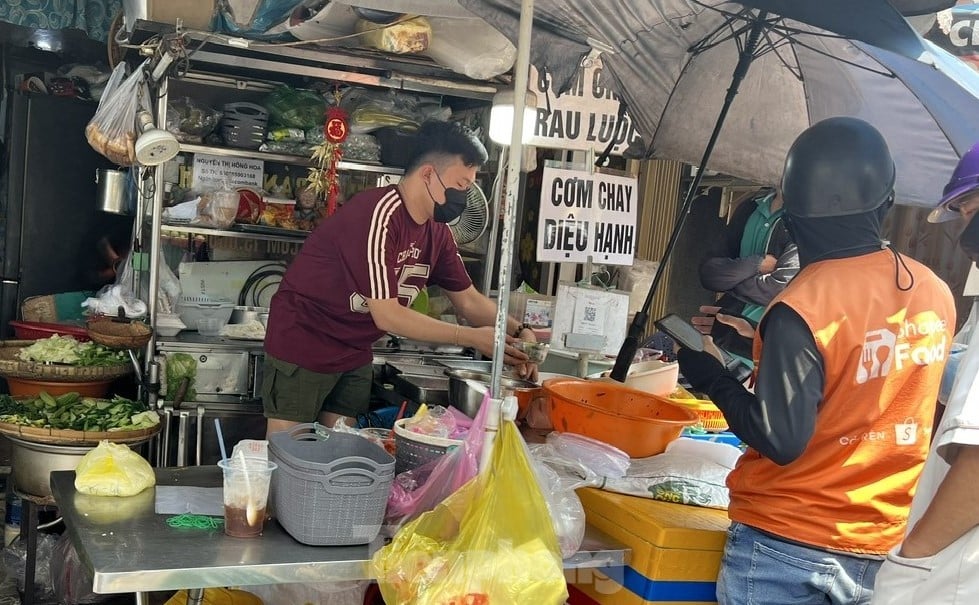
[543,378,698,458]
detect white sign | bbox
[192,153,264,191]
[551,283,629,357]
[528,59,642,155]
[537,166,639,265]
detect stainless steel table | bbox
[51,467,629,603]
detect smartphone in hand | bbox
[656,313,753,382]
[655,313,706,352]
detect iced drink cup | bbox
[217,457,277,538]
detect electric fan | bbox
[448,184,490,245]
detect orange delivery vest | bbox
[730,250,955,555]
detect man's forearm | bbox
[369,300,468,346]
[901,444,979,558]
[448,287,522,335]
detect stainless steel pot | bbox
[95,168,131,215]
[9,438,96,497]
[445,369,540,418]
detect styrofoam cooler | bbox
[268,424,395,546]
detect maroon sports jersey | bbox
[264,185,472,373]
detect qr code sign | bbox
[583,306,597,322]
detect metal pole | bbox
[145,76,167,380]
[490,0,535,397]
[480,147,507,297]
[609,12,768,381]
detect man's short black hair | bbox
[404,120,488,173]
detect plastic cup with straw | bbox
[215,418,276,537]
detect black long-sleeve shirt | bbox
[677,302,824,465]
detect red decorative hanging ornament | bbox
[322,106,348,216]
[308,103,349,218]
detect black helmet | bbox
[781,117,895,218]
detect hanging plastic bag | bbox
[385,393,491,525]
[50,533,109,604]
[372,421,568,605]
[74,441,156,497]
[528,451,587,558]
[84,60,150,166]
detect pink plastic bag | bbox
[385,392,490,525]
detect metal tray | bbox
[389,374,449,406]
[385,362,449,377]
[434,359,495,373]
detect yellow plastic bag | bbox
[74,440,155,497]
[371,421,568,605]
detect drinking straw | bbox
[214,418,228,461]
[395,400,408,423]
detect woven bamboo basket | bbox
[0,341,132,382]
[0,420,159,445]
[86,318,152,349]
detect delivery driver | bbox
[262,120,537,435]
[676,117,955,605]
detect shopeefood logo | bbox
[854,317,948,384]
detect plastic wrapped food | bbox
[357,17,431,54]
[74,441,156,497]
[84,61,150,166]
[341,133,381,162]
[166,97,222,143]
[264,86,328,130]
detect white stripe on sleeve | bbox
[367,190,401,299]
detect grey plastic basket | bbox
[392,418,463,475]
[268,424,395,546]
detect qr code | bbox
[583,306,597,322]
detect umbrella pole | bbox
[609,12,768,381]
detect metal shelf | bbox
[179,143,405,175]
[161,224,307,244]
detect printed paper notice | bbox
[572,291,609,336]
[192,153,264,191]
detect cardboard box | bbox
[123,0,217,32]
[571,488,729,604]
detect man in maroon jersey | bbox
[262,120,536,434]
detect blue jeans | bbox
[718,522,882,605]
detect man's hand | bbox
[465,326,532,374]
[511,329,539,381]
[692,305,722,335]
[758,254,778,274]
[715,313,755,339]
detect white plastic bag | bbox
[81,284,147,318]
[546,431,631,478]
[84,61,150,166]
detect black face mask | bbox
[960,213,979,266]
[427,171,468,223]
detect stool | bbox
[12,486,56,605]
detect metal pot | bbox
[229,306,269,324]
[9,438,96,498]
[445,369,540,418]
[95,168,131,215]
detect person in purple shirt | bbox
[262,120,537,435]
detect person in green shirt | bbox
[694,187,799,360]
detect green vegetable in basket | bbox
[0,393,157,431]
[17,335,126,366]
